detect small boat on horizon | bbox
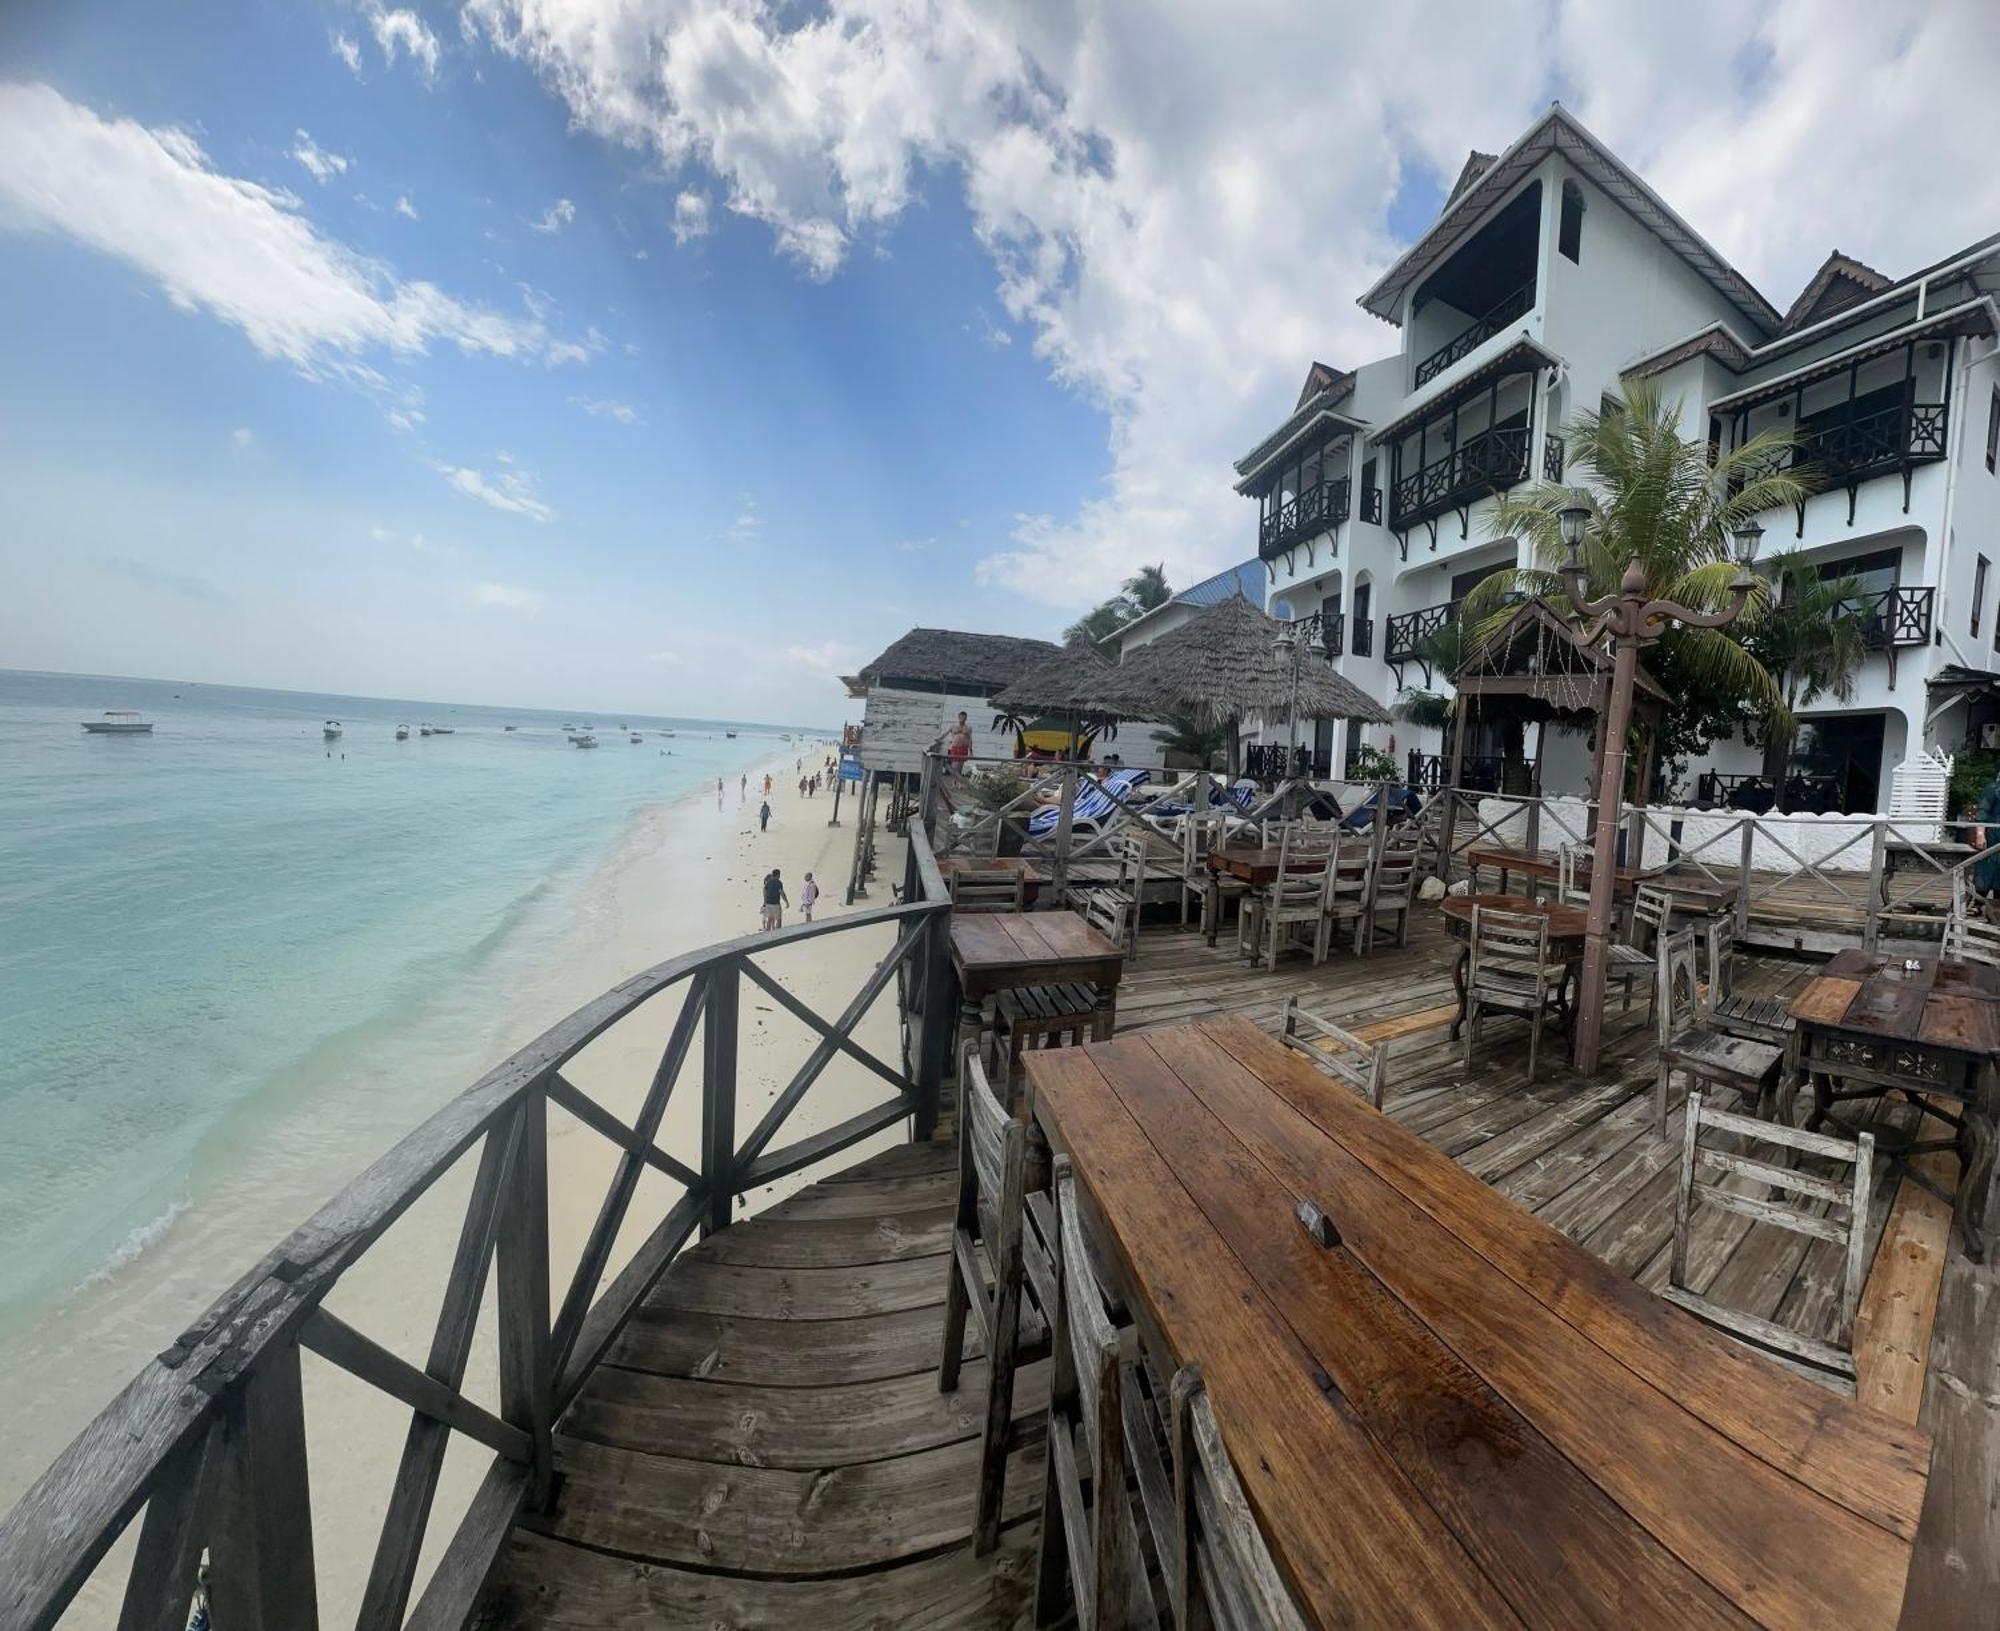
[81,710,152,734]
[504,725,517,732]
[395,724,410,740]
[323,720,343,740]
[572,732,599,749]
[726,730,738,739]
[430,726,454,736]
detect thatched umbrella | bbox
[988,638,1122,756]
[1096,593,1389,776]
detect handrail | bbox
[0,896,950,1631]
[1389,423,1531,527]
[1412,278,1535,388]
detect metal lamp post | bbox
[1558,504,1764,1076]
[1273,623,1305,770]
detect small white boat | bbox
[82,709,152,734]
[419,724,434,736]
[630,733,643,744]
[572,732,599,749]
[430,726,454,736]
[395,724,410,740]
[323,720,343,740]
[726,730,738,739]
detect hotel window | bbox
[1977,556,1991,639]
[1987,386,2000,472]
[1558,181,1584,263]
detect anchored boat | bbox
[80,710,152,734]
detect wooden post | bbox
[1864,818,1888,952]
[1438,786,1459,887]
[207,1342,319,1631]
[495,1096,554,1510]
[701,958,739,1237]
[915,910,953,1143]
[1524,748,1544,859]
[1050,765,1080,900]
[1735,816,1755,937]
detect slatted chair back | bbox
[1943,907,2000,968]
[1280,996,1388,1108]
[1657,926,1702,1039]
[1271,823,1326,914]
[1704,914,1739,1006]
[951,867,1028,913]
[1556,842,1591,906]
[1629,884,1674,952]
[1072,837,1143,958]
[1467,906,1552,1005]
[1667,1090,1876,1380]
[1170,1366,1311,1631]
[1258,817,1299,848]
[1361,841,1419,954]
[1034,1157,1157,1629]
[940,1050,1052,1554]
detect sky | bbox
[3,2,1999,723]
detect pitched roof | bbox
[1295,361,1353,409]
[1779,251,1893,334]
[1358,107,1781,337]
[1620,320,1756,381]
[1447,150,1497,205]
[1235,374,1364,483]
[846,628,1060,696]
[988,639,1117,717]
[1109,560,1263,647]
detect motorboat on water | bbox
[430,726,455,735]
[630,733,643,744]
[395,724,410,740]
[504,725,518,732]
[323,721,343,740]
[572,732,599,749]
[81,710,152,734]
[726,730,738,739]
[420,725,434,736]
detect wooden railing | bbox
[0,896,952,1631]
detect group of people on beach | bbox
[760,867,818,930]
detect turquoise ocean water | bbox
[0,668,809,1338]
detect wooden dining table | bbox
[1439,892,1589,1040]
[1201,845,1369,947]
[936,854,1048,905]
[1464,846,1733,914]
[948,909,1126,1048]
[1790,948,2000,1259]
[1025,1016,1930,1630]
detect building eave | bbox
[1707,298,2000,415]
[1357,106,1781,338]
[1232,406,1371,492]
[1619,320,1757,381]
[1367,336,1563,446]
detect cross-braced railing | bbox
[0,896,952,1631]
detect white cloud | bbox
[0,83,590,380]
[967,309,1012,349]
[290,129,350,184]
[470,580,546,614]
[394,193,419,220]
[573,396,639,424]
[331,32,363,73]
[432,458,555,521]
[530,197,575,234]
[366,3,441,79]
[727,495,761,543]
[463,0,2000,613]
[672,189,710,244]
[231,426,254,447]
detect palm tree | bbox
[1749,550,1871,791]
[1122,563,1172,615]
[1157,713,1228,771]
[1064,600,1133,645]
[1472,381,1813,780]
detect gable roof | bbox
[1296,361,1352,410]
[1110,560,1264,648]
[1447,150,1497,205]
[845,628,1060,697]
[1358,106,1781,338]
[1778,251,1893,333]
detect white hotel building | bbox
[1240,106,2000,815]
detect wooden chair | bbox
[1556,841,1592,906]
[1169,1366,1310,1631]
[1033,1157,1158,1628]
[940,1050,1055,1554]
[1654,927,1786,1138]
[993,983,1108,1113]
[1239,825,1324,967]
[1464,906,1566,1084]
[1312,837,1372,963]
[1665,1090,1875,1384]
[1179,813,1230,928]
[1068,837,1142,961]
[1607,884,1673,1018]
[1702,916,1791,1046]
[1944,874,2000,966]
[1358,838,1419,954]
[1280,996,1387,1108]
[951,867,1027,913]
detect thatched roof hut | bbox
[1097,594,1391,730]
[988,639,1117,718]
[841,628,1059,699]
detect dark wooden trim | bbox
[302,1308,532,1464]
[737,1098,913,1190]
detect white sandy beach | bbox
[12,743,918,1626]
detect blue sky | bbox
[3,1,1996,721]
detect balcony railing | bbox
[1543,432,1564,483]
[1407,751,1535,795]
[1385,598,1458,665]
[1732,400,1949,499]
[1412,279,1535,389]
[1847,584,1934,650]
[1361,485,1383,524]
[1245,743,1331,781]
[1320,610,1345,656]
[1389,424,1531,529]
[1351,616,1373,658]
[1258,476,1351,559]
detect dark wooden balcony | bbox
[1258,476,1350,560]
[1389,424,1531,531]
[1413,278,1535,388]
[1850,584,1934,650]
[1732,399,1949,530]
[1386,598,1459,666]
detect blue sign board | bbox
[838,748,863,782]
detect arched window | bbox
[1559,180,1584,263]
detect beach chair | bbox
[1170,1366,1311,1631]
[1033,1157,1160,1628]
[1025,767,1149,840]
[939,1050,1055,1554]
[1664,1090,1874,1386]
[1654,927,1786,1137]
[1280,996,1387,1108]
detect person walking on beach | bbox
[760,868,789,930]
[716,777,723,809]
[759,798,771,833]
[800,872,820,923]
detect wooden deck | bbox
[474,912,2000,1629]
